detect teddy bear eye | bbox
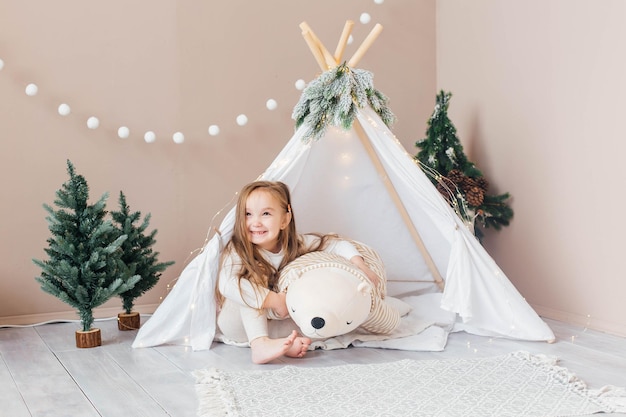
[346,321,353,325]
[291,307,296,313]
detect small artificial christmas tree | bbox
[110,191,174,329]
[33,160,140,346]
[415,91,513,241]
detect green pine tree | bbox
[415,91,513,241]
[111,191,174,314]
[33,160,140,331]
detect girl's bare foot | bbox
[285,335,311,358]
[250,331,299,364]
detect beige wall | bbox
[0,2,436,322]
[3,1,623,339]
[437,0,626,336]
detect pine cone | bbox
[465,186,484,207]
[461,176,477,192]
[476,177,489,192]
[447,169,465,184]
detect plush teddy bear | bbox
[278,240,403,339]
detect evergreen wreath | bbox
[292,63,396,142]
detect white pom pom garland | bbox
[58,103,71,116]
[295,79,306,90]
[172,132,185,144]
[266,99,277,110]
[236,114,248,126]
[87,116,99,129]
[144,131,156,143]
[208,125,220,136]
[118,126,130,139]
[25,83,38,96]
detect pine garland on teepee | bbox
[415,91,513,241]
[111,191,174,317]
[292,62,395,142]
[33,160,140,338]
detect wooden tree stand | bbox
[117,312,141,331]
[75,328,102,348]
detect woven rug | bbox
[194,351,626,417]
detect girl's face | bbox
[245,189,291,253]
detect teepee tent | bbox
[132,21,554,351]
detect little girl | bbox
[216,180,380,364]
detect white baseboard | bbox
[0,304,160,327]
[532,303,626,338]
[4,302,624,339]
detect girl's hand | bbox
[350,255,381,289]
[262,291,289,319]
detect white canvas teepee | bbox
[132,21,554,351]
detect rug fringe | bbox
[193,368,239,416]
[514,351,626,413]
[588,385,626,413]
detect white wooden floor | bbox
[1,316,625,417]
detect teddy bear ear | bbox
[357,282,372,295]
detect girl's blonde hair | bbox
[222,181,334,305]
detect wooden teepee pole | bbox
[353,120,445,290]
[334,20,354,63]
[300,22,337,69]
[301,30,328,72]
[347,23,383,67]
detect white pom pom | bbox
[236,114,248,126]
[208,125,220,136]
[266,99,277,111]
[374,0,384,4]
[172,132,185,144]
[118,126,130,139]
[25,83,38,96]
[295,79,306,90]
[87,116,99,129]
[144,131,156,143]
[0,59,4,71]
[360,13,371,24]
[57,103,71,116]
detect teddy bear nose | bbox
[311,317,325,329]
